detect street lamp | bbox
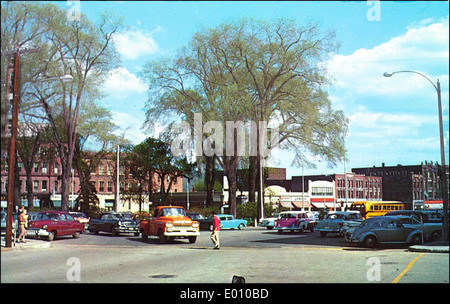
[384,70,449,242]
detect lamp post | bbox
[384,70,449,242]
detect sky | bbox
[59,1,449,178]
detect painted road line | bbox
[392,252,425,283]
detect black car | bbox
[186,212,213,231]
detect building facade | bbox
[1,151,183,212]
[352,161,449,209]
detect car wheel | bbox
[363,235,377,248]
[188,236,197,243]
[73,232,80,239]
[320,231,327,237]
[47,231,55,242]
[430,231,441,242]
[309,225,314,232]
[209,225,214,231]
[238,223,244,230]
[158,229,167,244]
[267,226,273,230]
[410,234,422,245]
[141,229,148,242]
[111,227,119,236]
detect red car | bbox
[27,211,85,241]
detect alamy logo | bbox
[170,113,280,165]
[66,257,81,281]
[67,0,81,22]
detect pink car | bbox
[274,211,316,233]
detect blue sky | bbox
[60,1,449,178]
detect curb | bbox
[1,239,52,251]
[408,245,449,253]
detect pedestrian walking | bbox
[17,207,29,243]
[210,211,220,250]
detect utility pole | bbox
[5,46,20,248]
[3,46,41,248]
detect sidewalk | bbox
[1,236,51,252]
[409,240,449,253]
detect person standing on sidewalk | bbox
[17,207,29,243]
[210,211,221,250]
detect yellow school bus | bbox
[351,201,404,219]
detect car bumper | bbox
[164,228,200,237]
[117,226,139,234]
[26,228,50,237]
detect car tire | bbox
[238,223,244,230]
[73,232,80,239]
[188,236,197,243]
[47,231,55,242]
[320,231,327,237]
[410,234,422,245]
[363,235,377,248]
[141,229,148,242]
[309,225,314,232]
[158,229,167,244]
[111,227,119,236]
[267,226,273,230]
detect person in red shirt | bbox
[210,211,220,249]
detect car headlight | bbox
[42,225,48,230]
[192,222,199,228]
[165,222,173,228]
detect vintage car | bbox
[348,216,423,248]
[27,211,85,241]
[89,212,140,236]
[217,214,247,230]
[260,213,280,230]
[274,211,315,233]
[385,212,443,242]
[187,212,213,231]
[317,211,363,237]
[69,211,90,231]
[140,206,200,243]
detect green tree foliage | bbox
[142,18,347,217]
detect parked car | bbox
[274,211,315,233]
[27,211,85,241]
[69,212,90,231]
[260,213,280,230]
[217,214,247,230]
[89,212,140,236]
[384,211,443,242]
[348,216,423,248]
[187,212,213,231]
[1,211,19,236]
[317,211,363,237]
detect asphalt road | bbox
[1,227,448,284]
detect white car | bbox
[260,213,280,230]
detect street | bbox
[1,227,448,284]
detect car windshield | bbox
[326,213,344,220]
[161,208,186,217]
[280,213,296,219]
[36,213,61,220]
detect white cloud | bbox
[326,15,449,99]
[103,67,147,96]
[113,29,160,60]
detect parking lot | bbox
[1,227,448,284]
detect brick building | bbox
[1,151,183,212]
[352,161,449,209]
